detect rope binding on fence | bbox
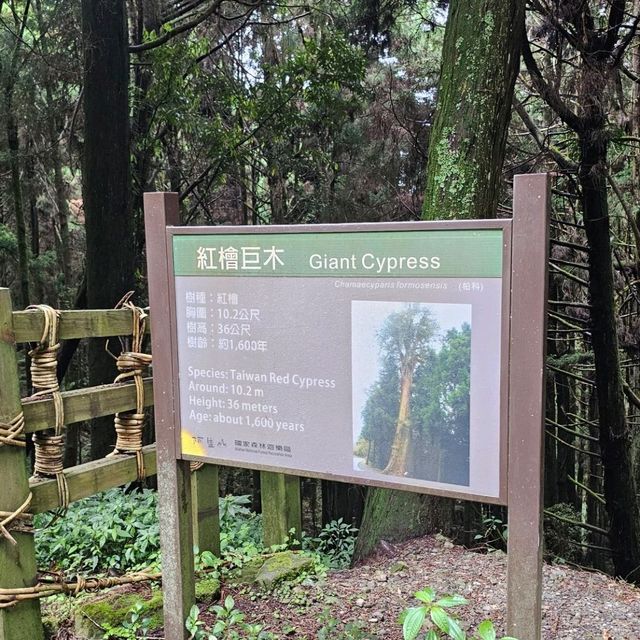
[0,494,33,546]
[0,411,25,448]
[107,292,152,482]
[28,304,69,510]
[0,570,161,609]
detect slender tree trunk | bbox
[2,0,32,308]
[131,0,162,271]
[5,86,30,308]
[48,89,71,285]
[34,0,71,286]
[82,0,134,459]
[579,129,640,580]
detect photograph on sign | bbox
[351,301,471,486]
[170,226,507,501]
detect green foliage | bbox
[35,490,269,576]
[219,494,263,559]
[35,486,160,574]
[473,514,508,551]
[0,223,18,255]
[102,602,152,639]
[306,518,358,569]
[399,588,517,640]
[185,598,276,640]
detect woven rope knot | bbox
[29,343,60,394]
[0,494,33,546]
[0,412,25,448]
[33,434,65,475]
[108,296,151,482]
[115,351,152,379]
[27,305,62,398]
[27,304,68,510]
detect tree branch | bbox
[513,96,578,171]
[522,31,584,133]
[129,0,226,53]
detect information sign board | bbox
[168,222,511,503]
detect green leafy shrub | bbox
[35,486,160,574]
[186,598,276,640]
[35,491,268,576]
[219,494,263,558]
[400,588,517,640]
[306,518,358,569]
[473,514,508,552]
[317,609,378,639]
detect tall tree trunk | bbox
[48,87,71,286]
[423,0,525,220]
[355,0,526,561]
[2,0,32,308]
[131,0,162,272]
[4,82,30,309]
[579,128,640,580]
[34,0,71,287]
[522,1,640,581]
[384,366,414,475]
[82,0,134,459]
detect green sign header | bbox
[172,229,503,278]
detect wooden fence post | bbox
[0,288,44,640]
[260,472,301,547]
[191,465,220,556]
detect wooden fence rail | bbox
[30,446,158,514]
[23,378,154,433]
[0,290,301,640]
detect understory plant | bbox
[310,518,358,569]
[102,602,152,639]
[35,486,160,573]
[186,597,276,640]
[400,588,517,640]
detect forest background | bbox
[1,0,640,587]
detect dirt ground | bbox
[52,534,640,639]
[228,535,640,639]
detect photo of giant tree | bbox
[352,302,471,486]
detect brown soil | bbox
[226,535,640,640]
[52,535,640,639]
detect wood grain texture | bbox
[0,289,44,640]
[22,378,154,433]
[30,445,157,514]
[13,308,150,342]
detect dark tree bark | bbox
[523,1,640,581]
[2,0,32,308]
[81,0,134,459]
[580,127,640,580]
[355,0,526,561]
[321,482,365,528]
[131,0,162,272]
[34,0,72,286]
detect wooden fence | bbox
[0,289,301,640]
